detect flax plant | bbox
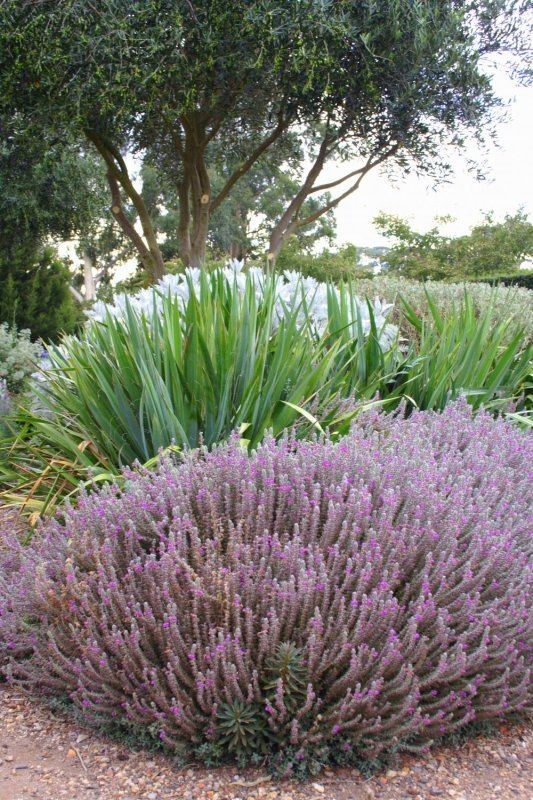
[0,272,393,514]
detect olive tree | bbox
[1,0,530,276]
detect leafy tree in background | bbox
[0,114,132,326]
[0,120,103,338]
[274,240,363,283]
[74,214,135,303]
[140,135,337,263]
[375,210,533,280]
[1,1,530,277]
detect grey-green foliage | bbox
[352,276,533,343]
[0,323,42,394]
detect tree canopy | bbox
[0,117,105,337]
[1,1,531,276]
[375,210,533,280]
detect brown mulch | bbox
[0,685,531,800]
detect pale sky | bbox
[324,68,533,247]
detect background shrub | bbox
[0,381,11,438]
[471,272,533,291]
[1,402,531,772]
[0,249,83,342]
[350,277,533,343]
[0,323,42,394]
[373,211,533,281]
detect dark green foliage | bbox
[472,272,533,290]
[47,695,168,755]
[216,701,268,756]
[1,1,529,268]
[0,116,108,338]
[216,643,309,759]
[267,740,392,780]
[263,643,308,715]
[0,249,82,341]
[212,640,391,777]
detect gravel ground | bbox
[0,685,531,800]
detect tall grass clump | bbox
[40,271,397,456]
[1,402,531,774]
[389,293,532,413]
[1,270,530,517]
[0,270,398,515]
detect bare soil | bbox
[0,685,531,800]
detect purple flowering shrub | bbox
[0,401,531,771]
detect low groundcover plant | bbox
[0,401,531,774]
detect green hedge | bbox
[469,272,533,290]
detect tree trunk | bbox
[176,119,212,268]
[82,251,97,301]
[117,169,165,281]
[177,173,192,267]
[86,130,166,283]
[229,241,241,260]
[190,196,210,267]
[229,207,244,261]
[267,138,330,263]
[107,171,164,282]
[268,221,299,264]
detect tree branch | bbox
[210,118,289,212]
[105,170,155,270]
[295,144,400,228]
[268,135,331,246]
[69,285,84,304]
[308,164,369,194]
[85,129,165,279]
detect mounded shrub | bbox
[473,273,533,291]
[1,402,531,773]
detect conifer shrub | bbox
[0,402,531,773]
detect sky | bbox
[322,68,533,247]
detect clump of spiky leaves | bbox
[0,401,531,774]
[351,276,533,344]
[0,270,397,517]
